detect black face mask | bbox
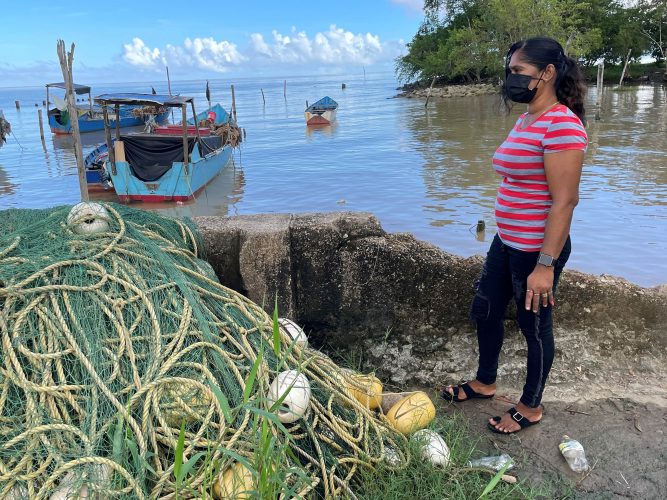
[504,72,544,103]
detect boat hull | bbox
[106,144,233,203]
[49,110,169,135]
[305,109,336,125]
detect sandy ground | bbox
[430,390,667,499]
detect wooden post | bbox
[595,62,604,121]
[56,40,88,201]
[102,105,116,175]
[283,80,287,100]
[15,100,20,109]
[37,109,45,141]
[261,88,266,105]
[425,76,437,108]
[342,83,346,89]
[114,104,121,140]
[231,85,237,122]
[166,66,172,95]
[619,49,632,86]
[88,90,93,113]
[181,104,189,175]
[306,100,309,109]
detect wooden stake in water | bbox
[231,84,237,122]
[425,76,437,108]
[284,80,287,100]
[15,100,20,110]
[619,49,632,86]
[56,40,88,201]
[595,62,604,121]
[261,88,266,105]
[37,109,45,141]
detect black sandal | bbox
[487,407,541,434]
[440,382,495,403]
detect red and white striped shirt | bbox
[493,103,587,251]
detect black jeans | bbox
[472,234,570,408]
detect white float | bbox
[278,318,308,347]
[66,202,110,235]
[411,429,450,467]
[267,370,311,423]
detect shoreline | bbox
[395,82,500,99]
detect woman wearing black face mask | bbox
[441,37,588,434]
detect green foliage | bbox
[397,0,667,83]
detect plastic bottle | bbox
[467,453,514,471]
[559,435,589,473]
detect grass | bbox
[354,412,555,500]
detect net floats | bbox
[267,370,312,423]
[66,202,110,235]
[213,462,254,499]
[278,317,308,347]
[382,391,436,435]
[411,429,450,467]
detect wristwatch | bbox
[537,252,555,267]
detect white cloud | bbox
[390,0,423,12]
[122,26,401,73]
[122,38,163,68]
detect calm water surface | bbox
[0,74,665,286]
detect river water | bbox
[0,74,665,286]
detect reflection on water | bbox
[0,77,665,286]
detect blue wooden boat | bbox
[84,143,112,191]
[46,83,169,135]
[305,96,338,125]
[95,93,237,203]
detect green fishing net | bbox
[0,203,405,499]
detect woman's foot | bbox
[488,402,542,434]
[441,380,496,402]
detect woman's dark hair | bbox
[503,36,587,124]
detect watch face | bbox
[538,253,554,266]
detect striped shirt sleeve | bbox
[542,115,588,153]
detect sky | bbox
[0,0,424,87]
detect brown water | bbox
[0,75,665,286]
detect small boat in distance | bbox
[305,96,338,126]
[46,82,169,135]
[95,93,240,203]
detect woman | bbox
[442,37,588,434]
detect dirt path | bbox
[430,391,666,499]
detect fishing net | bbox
[0,203,407,499]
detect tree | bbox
[637,0,667,73]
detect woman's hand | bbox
[525,266,555,312]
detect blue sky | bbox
[0,0,424,86]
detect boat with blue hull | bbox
[47,83,169,135]
[94,93,239,203]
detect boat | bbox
[84,143,113,192]
[0,109,10,147]
[305,96,338,125]
[46,83,169,135]
[94,93,240,203]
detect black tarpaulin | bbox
[120,135,223,182]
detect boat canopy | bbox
[46,82,91,95]
[95,94,193,107]
[306,96,338,112]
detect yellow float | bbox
[344,372,383,410]
[385,391,435,434]
[213,462,254,500]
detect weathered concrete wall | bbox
[195,212,667,401]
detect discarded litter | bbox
[559,435,590,473]
[467,453,514,471]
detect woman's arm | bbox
[525,149,584,312]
